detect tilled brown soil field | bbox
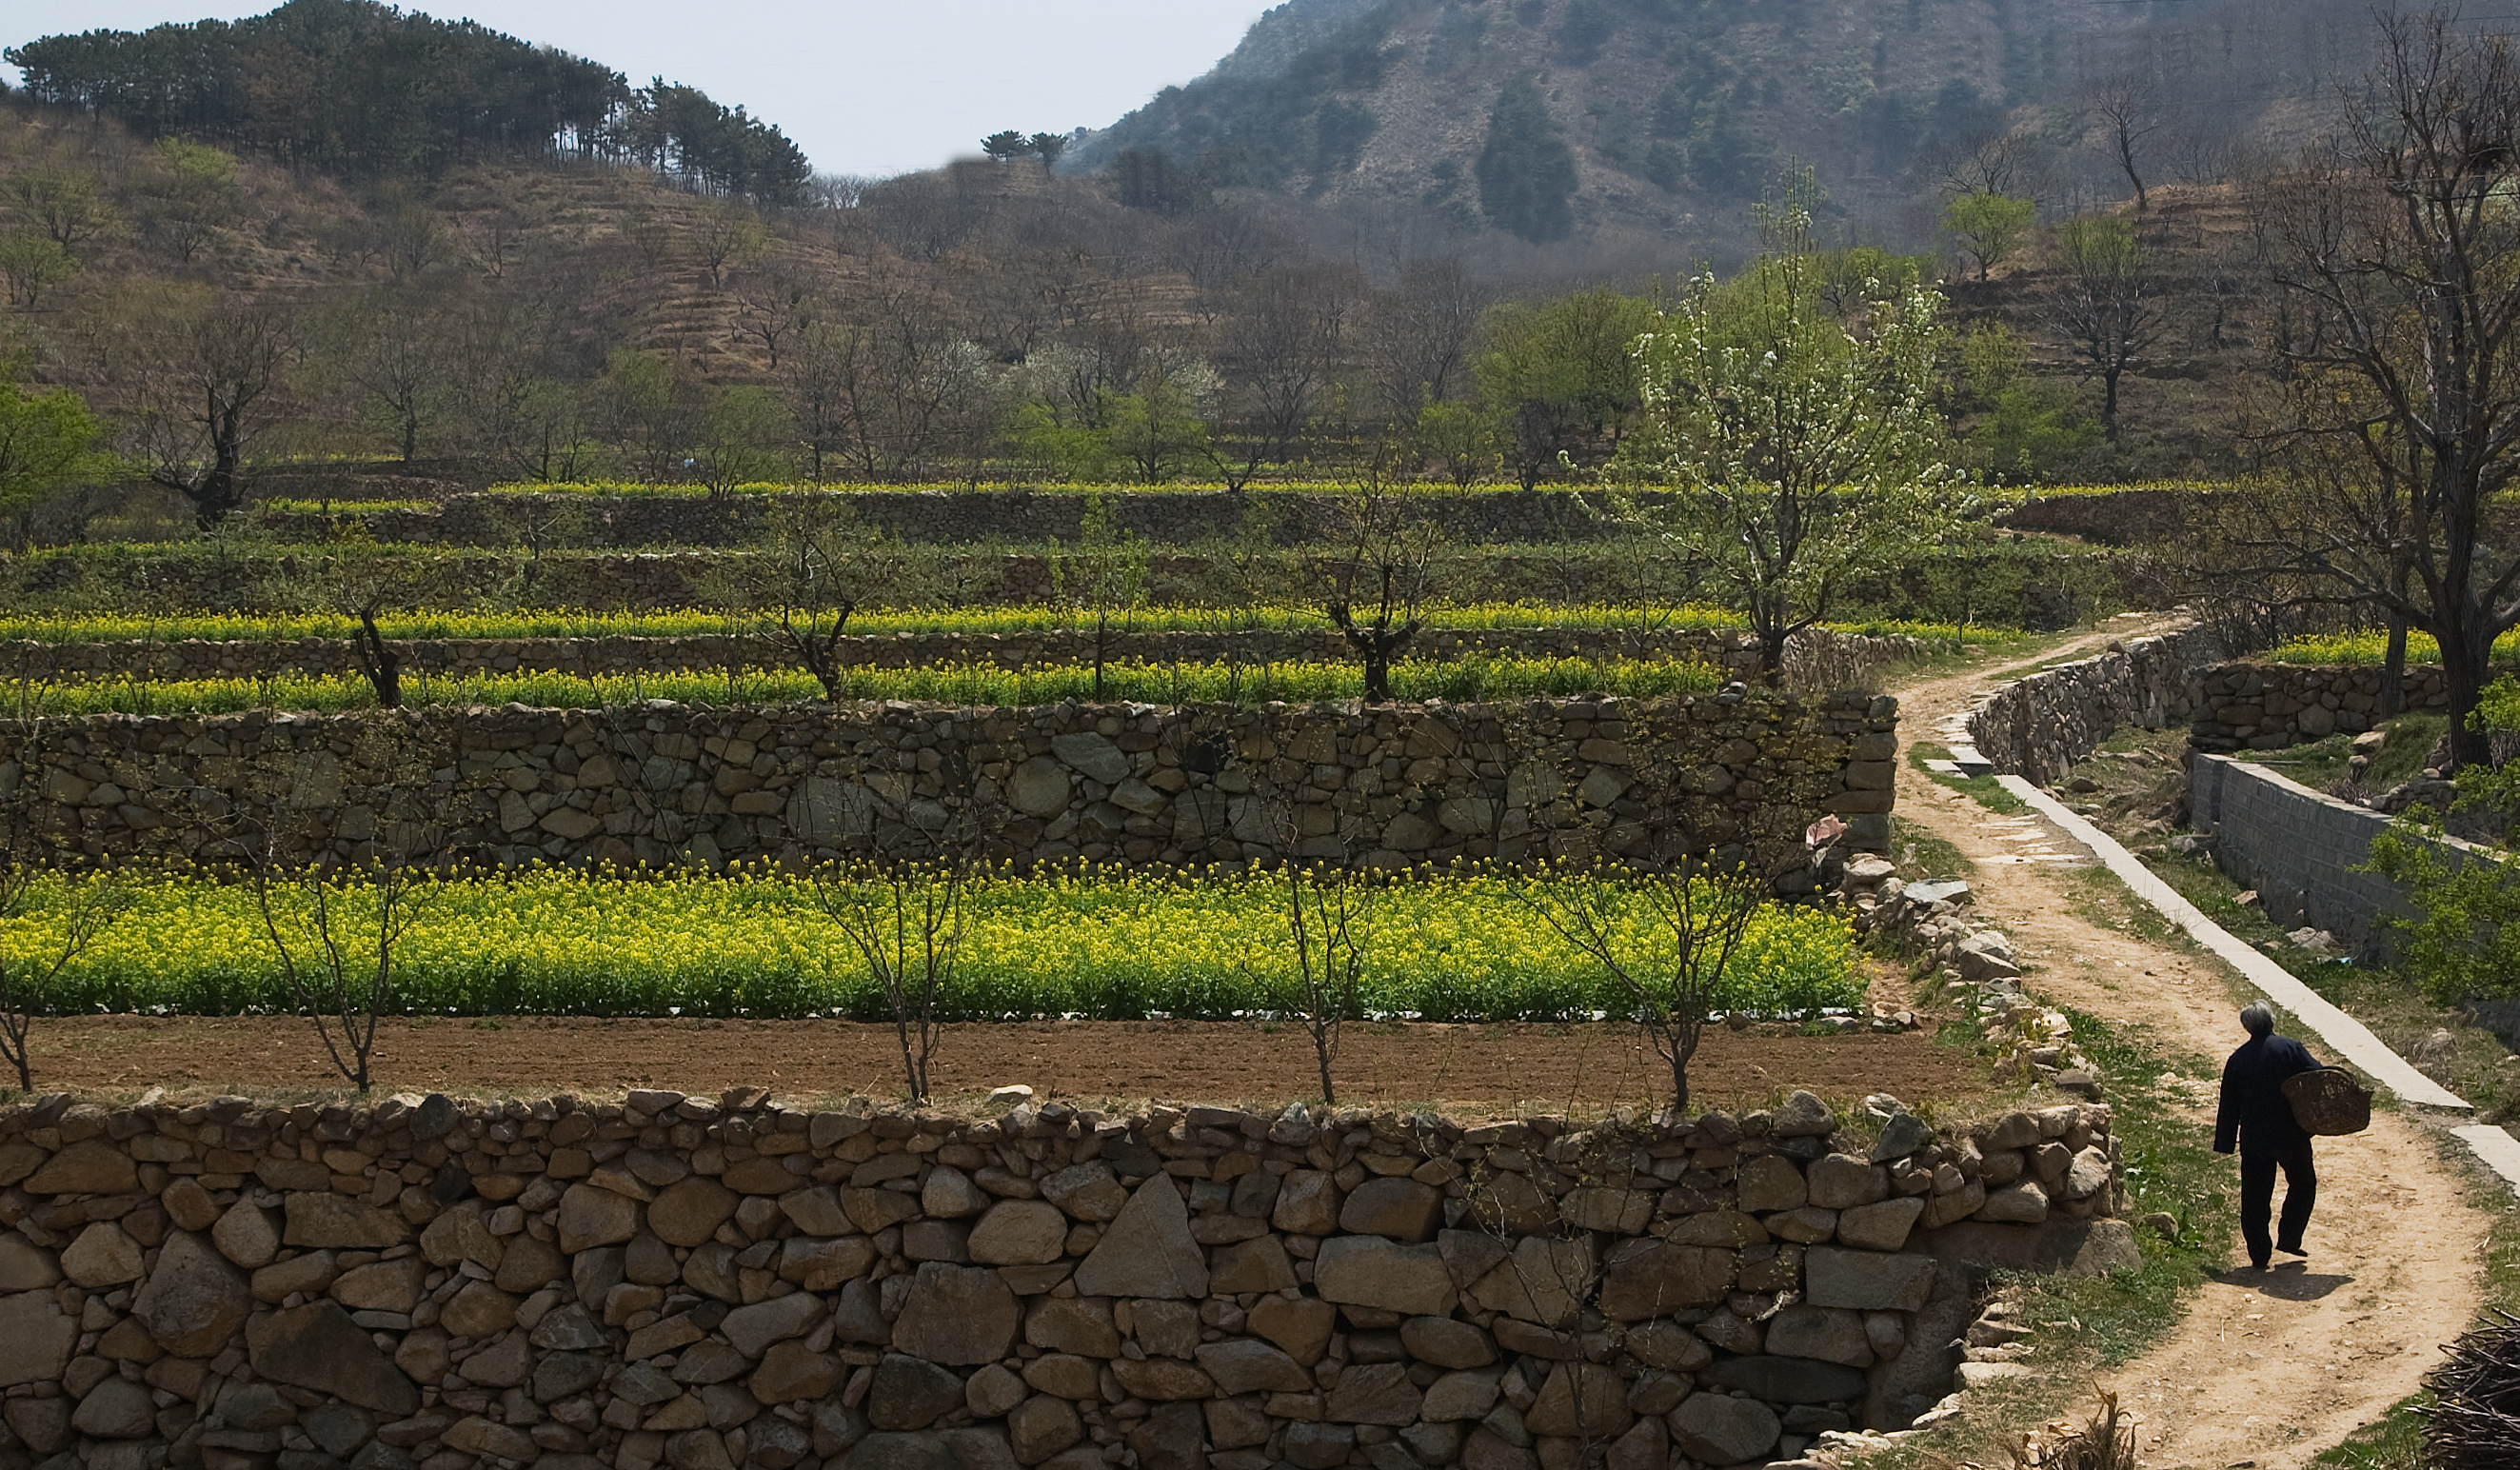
[19,1015,1986,1114]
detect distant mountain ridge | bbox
[1078,0,2379,255]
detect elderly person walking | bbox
[2213,1000,2326,1269]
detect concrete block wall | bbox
[2185,754,2498,957]
[0,1087,2130,1470]
[0,693,1900,874]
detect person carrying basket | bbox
[2212,1000,2329,1271]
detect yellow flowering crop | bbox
[0,866,1860,1023]
[0,656,1728,717]
[0,604,1986,647]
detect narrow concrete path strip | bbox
[2452,1123,2520,1188]
[1995,776,2474,1111]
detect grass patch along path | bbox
[1886,629,2492,1470]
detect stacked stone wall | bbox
[2184,663,2465,753]
[0,1086,2131,1470]
[1962,627,2226,785]
[263,491,1664,552]
[0,694,1899,874]
[0,629,1925,698]
[1994,490,2201,548]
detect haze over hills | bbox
[1079,0,2381,265]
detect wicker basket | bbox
[2284,1068,2372,1136]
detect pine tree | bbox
[1477,77,1577,244]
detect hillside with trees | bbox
[0,0,2385,542]
[1078,0,2379,268]
[8,0,809,199]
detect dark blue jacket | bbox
[2214,1033,2322,1156]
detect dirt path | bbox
[9,1015,1986,1117]
[1893,628,2490,1470]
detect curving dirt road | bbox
[1892,627,2490,1470]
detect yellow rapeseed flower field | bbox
[0,866,1859,1023]
[0,655,1727,716]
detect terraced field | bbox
[0,479,1969,1044]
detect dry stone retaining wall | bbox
[0,629,1925,698]
[2185,662,2464,753]
[0,1086,2130,1470]
[1964,637,2485,767]
[1963,627,2226,785]
[0,693,1898,874]
[278,490,1665,552]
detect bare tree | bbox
[451,291,601,484]
[477,494,590,606]
[1323,488,1441,705]
[734,498,921,701]
[308,561,416,708]
[1518,861,1766,1109]
[863,169,991,263]
[123,297,290,528]
[804,284,1002,481]
[10,166,119,251]
[243,836,438,1095]
[1245,809,1371,1103]
[1170,206,1291,302]
[379,202,453,280]
[451,176,529,279]
[1358,256,1487,424]
[1210,264,1358,487]
[1931,126,2052,200]
[2245,11,2520,766]
[692,199,771,288]
[778,318,862,484]
[812,856,967,1103]
[2085,71,2165,211]
[2161,103,2239,187]
[0,867,134,1092]
[2043,216,2162,439]
[1046,494,1149,702]
[315,283,466,465]
[808,173,873,212]
[732,266,818,370]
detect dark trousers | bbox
[2240,1142,2316,1265]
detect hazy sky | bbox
[0,1,1270,176]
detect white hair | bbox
[2240,1001,2274,1036]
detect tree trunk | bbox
[2379,611,2411,719]
[1756,629,1788,686]
[897,1018,923,1103]
[2442,620,2497,770]
[189,455,244,531]
[2100,367,2122,440]
[1363,655,1391,705]
[355,611,403,709]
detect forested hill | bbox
[1078,0,2377,254]
[5,0,810,202]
